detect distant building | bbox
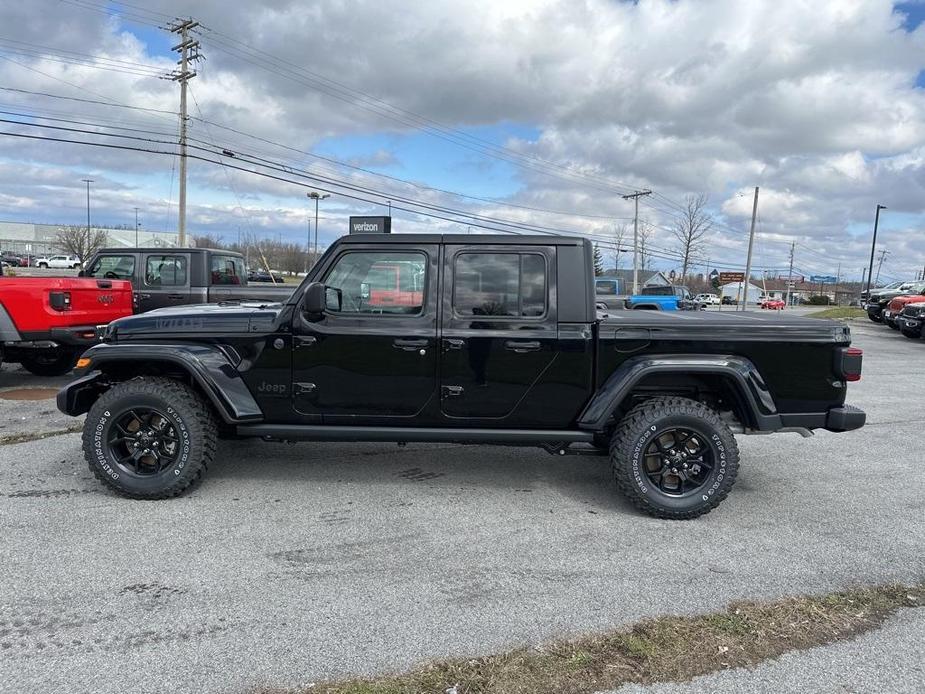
[599,269,672,291]
[0,220,180,255]
[719,281,764,304]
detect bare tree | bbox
[670,193,714,281]
[55,225,108,264]
[638,219,654,271]
[192,233,224,249]
[612,223,627,272]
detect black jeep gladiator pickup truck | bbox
[58,234,865,519]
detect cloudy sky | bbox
[0,0,923,281]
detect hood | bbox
[106,301,283,340]
[888,294,925,310]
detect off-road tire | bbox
[18,348,78,377]
[887,319,899,330]
[37,262,48,268]
[610,396,739,520]
[867,311,881,323]
[82,377,217,499]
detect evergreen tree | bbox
[593,243,604,276]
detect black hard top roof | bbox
[96,247,239,254]
[340,233,588,246]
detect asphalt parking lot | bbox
[0,317,923,693]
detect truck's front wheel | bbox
[82,377,217,499]
[610,396,739,520]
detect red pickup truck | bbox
[0,275,133,375]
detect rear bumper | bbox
[824,405,866,432]
[779,405,866,433]
[13,325,105,349]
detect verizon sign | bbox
[349,216,392,234]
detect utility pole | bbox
[785,241,795,307]
[834,262,841,306]
[621,189,652,294]
[134,207,140,246]
[875,249,889,284]
[741,186,759,311]
[864,204,887,297]
[167,19,202,247]
[81,178,93,260]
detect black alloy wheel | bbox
[107,407,181,477]
[641,427,714,496]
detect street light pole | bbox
[306,192,330,262]
[81,178,93,260]
[864,204,887,298]
[134,207,140,246]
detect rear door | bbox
[439,244,557,423]
[138,252,191,311]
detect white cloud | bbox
[0,0,923,277]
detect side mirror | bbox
[302,282,342,316]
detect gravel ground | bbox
[0,319,922,693]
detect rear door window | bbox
[144,255,188,287]
[452,252,547,318]
[86,255,136,280]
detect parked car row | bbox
[863,280,925,341]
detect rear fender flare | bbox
[57,343,262,423]
[577,354,781,432]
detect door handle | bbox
[167,293,185,300]
[443,338,465,351]
[294,336,317,349]
[504,340,541,353]
[393,338,429,351]
[135,292,151,300]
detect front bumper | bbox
[865,303,884,319]
[900,316,923,334]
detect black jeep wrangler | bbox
[58,234,865,519]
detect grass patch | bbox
[806,307,867,320]
[258,583,923,694]
[0,424,82,445]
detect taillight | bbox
[49,291,71,311]
[841,347,863,382]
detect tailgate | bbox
[65,279,134,324]
[0,278,134,332]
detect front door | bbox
[440,244,557,424]
[291,244,439,423]
[138,252,191,312]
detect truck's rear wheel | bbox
[18,348,78,377]
[83,377,217,499]
[610,396,739,520]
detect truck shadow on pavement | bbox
[207,439,635,515]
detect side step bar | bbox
[235,424,596,445]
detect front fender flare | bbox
[577,354,781,432]
[56,342,263,423]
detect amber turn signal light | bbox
[76,357,92,369]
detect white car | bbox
[36,255,82,269]
[695,293,720,305]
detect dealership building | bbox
[0,220,180,256]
